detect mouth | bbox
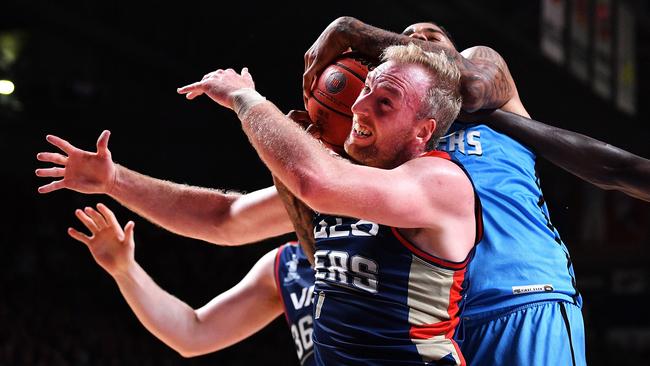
[352,120,373,138]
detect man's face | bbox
[344,61,432,169]
[402,22,455,50]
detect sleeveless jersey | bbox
[274,242,316,366]
[311,151,482,366]
[437,122,581,317]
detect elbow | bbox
[178,349,202,359]
[204,221,248,246]
[173,313,211,358]
[334,16,356,28]
[293,170,337,214]
[176,344,211,358]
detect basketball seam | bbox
[311,94,353,118]
[334,62,366,83]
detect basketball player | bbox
[463,109,650,202]
[67,202,316,365]
[301,18,586,365]
[177,43,481,365]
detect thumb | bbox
[124,221,135,243]
[241,67,255,87]
[97,130,111,156]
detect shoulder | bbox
[400,153,475,212]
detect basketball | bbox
[306,53,370,149]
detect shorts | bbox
[456,300,586,365]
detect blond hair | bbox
[381,43,462,148]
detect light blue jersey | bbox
[439,123,585,365]
[438,123,581,316]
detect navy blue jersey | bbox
[438,123,581,316]
[311,151,482,366]
[274,242,316,366]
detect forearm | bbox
[339,16,462,66]
[113,249,283,358]
[108,165,240,243]
[109,166,291,244]
[236,97,335,208]
[487,110,650,201]
[273,176,316,266]
[338,17,511,111]
[113,262,205,356]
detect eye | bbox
[362,84,370,93]
[379,98,392,107]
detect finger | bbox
[286,110,312,129]
[36,152,68,165]
[68,227,91,246]
[124,221,135,242]
[302,71,312,107]
[96,130,111,157]
[177,82,204,94]
[37,180,65,194]
[75,209,99,233]
[46,135,76,155]
[185,91,204,100]
[241,67,249,76]
[96,203,125,241]
[96,203,120,229]
[305,123,322,139]
[84,207,108,229]
[302,68,318,108]
[35,167,65,178]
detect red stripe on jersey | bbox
[409,268,467,365]
[421,150,451,160]
[408,269,466,339]
[449,269,467,365]
[391,227,471,270]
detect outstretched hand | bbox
[68,203,135,276]
[35,130,117,194]
[177,67,255,110]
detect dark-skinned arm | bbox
[303,16,512,112]
[273,177,316,266]
[481,109,650,202]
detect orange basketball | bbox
[306,53,370,149]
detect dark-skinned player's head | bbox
[401,22,456,51]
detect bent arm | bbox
[237,100,473,229]
[311,17,512,111]
[110,166,293,245]
[112,248,283,357]
[273,176,316,266]
[484,110,650,202]
[460,46,527,114]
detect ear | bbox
[416,118,436,145]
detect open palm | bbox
[36,130,116,194]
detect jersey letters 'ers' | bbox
[438,123,581,317]
[275,242,316,366]
[311,151,482,366]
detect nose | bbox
[351,93,369,117]
[409,32,428,41]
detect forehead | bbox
[367,61,431,98]
[402,22,445,36]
